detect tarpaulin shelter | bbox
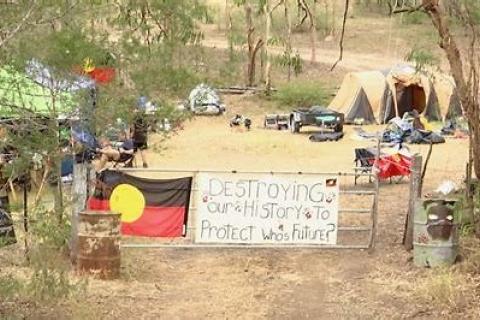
[0,67,76,119]
[329,65,460,124]
[26,59,95,92]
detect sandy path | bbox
[201,26,404,72]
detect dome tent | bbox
[329,65,458,124]
[188,84,225,115]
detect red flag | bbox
[87,67,115,84]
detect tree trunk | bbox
[70,163,88,264]
[298,0,316,62]
[245,3,263,87]
[226,0,234,59]
[285,0,292,82]
[225,0,231,31]
[246,4,254,86]
[424,0,480,178]
[265,0,272,93]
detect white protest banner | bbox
[195,173,339,245]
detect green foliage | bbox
[30,206,71,249]
[276,52,303,77]
[114,0,209,47]
[217,50,244,85]
[272,81,329,109]
[15,28,112,71]
[0,274,24,299]
[27,267,81,301]
[406,47,439,72]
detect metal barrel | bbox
[413,199,458,268]
[413,221,458,268]
[76,211,121,280]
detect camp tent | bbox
[0,67,76,119]
[433,75,463,121]
[329,65,460,124]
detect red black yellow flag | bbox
[87,170,192,237]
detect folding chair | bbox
[354,148,376,185]
[112,152,135,168]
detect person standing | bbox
[132,109,149,168]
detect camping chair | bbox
[354,148,376,185]
[112,152,135,168]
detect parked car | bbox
[289,106,344,133]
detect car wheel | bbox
[334,123,343,133]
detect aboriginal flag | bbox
[87,170,192,237]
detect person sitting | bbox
[95,132,134,171]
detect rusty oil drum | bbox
[413,199,458,268]
[76,211,121,280]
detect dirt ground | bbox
[72,93,472,320]
[1,8,477,318]
[0,93,476,319]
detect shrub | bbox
[272,81,330,109]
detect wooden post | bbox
[403,154,422,251]
[23,176,29,261]
[369,139,381,251]
[264,0,272,93]
[70,162,89,264]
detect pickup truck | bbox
[290,106,344,133]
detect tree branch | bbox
[0,2,35,49]
[331,0,349,71]
[392,4,426,14]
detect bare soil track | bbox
[78,94,470,320]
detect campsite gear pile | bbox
[440,118,469,138]
[354,147,412,183]
[374,152,412,180]
[188,84,226,115]
[382,113,445,145]
[309,132,344,142]
[137,96,158,115]
[230,114,251,131]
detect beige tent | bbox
[329,65,460,124]
[432,75,463,121]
